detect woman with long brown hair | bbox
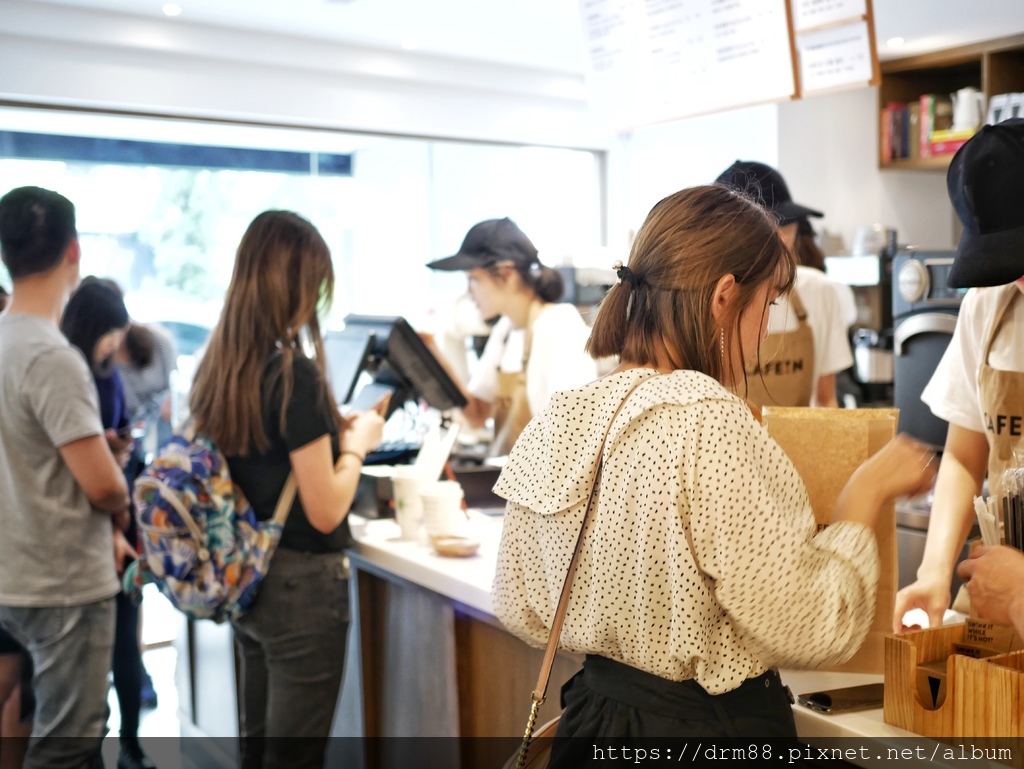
[190,210,384,769]
[492,185,935,763]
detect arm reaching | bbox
[892,424,988,632]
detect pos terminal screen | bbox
[324,329,374,406]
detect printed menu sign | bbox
[792,0,878,94]
[792,0,867,32]
[579,0,797,130]
[796,19,874,93]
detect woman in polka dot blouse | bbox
[492,185,936,754]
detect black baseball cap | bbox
[716,160,823,225]
[427,218,538,271]
[947,118,1024,288]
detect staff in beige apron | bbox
[743,288,815,408]
[894,118,1024,633]
[426,218,597,456]
[716,160,849,408]
[978,286,1024,497]
[491,313,537,457]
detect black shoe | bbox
[117,742,157,769]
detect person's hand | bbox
[342,408,386,458]
[849,433,938,508]
[893,575,952,633]
[957,545,1024,634]
[104,428,134,468]
[112,526,138,576]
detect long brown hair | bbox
[190,210,340,455]
[587,184,795,386]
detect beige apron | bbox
[978,285,1024,498]
[491,324,534,458]
[742,289,816,408]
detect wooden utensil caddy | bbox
[885,623,1024,736]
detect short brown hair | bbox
[587,184,794,385]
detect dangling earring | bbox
[719,327,725,369]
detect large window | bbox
[0,109,604,349]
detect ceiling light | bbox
[401,38,419,51]
[886,37,905,49]
[162,3,182,16]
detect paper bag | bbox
[763,407,898,674]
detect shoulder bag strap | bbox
[530,371,660,705]
[270,473,297,526]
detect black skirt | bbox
[551,655,797,768]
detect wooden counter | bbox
[342,511,931,753]
[341,511,581,739]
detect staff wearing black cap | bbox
[715,161,853,409]
[894,118,1024,634]
[427,218,597,456]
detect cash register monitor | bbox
[338,315,467,419]
[324,329,375,406]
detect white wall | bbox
[778,87,955,253]
[605,103,780,258]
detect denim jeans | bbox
[0,598,115,769]
[232,548,350,769]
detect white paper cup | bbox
[392,466,427,541]
[420,480,465,539]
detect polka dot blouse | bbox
[492,368,878,695]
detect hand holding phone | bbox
[370,391,391,417]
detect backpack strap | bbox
[271,473,297,526]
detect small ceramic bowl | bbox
[431,535,481,558]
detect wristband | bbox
[341,449,365,463]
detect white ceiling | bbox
[27,0,1024,72]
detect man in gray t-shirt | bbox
[0,186,131,769]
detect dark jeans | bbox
[552,655,798,769]
[232,549,350,769]
[112,591,142,742]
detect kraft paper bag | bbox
[762,407,898,674]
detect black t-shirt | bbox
[227,354,348,553]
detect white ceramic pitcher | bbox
[951,87,985,131]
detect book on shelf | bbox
[907,102,921,160]
[929,127,976,156]
[918,94,955,158]
[887,101,907,160]
[930,128,977,142]
[880,105,892,164]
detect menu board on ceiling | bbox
[579,0,798,131]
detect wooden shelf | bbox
[879,33,1024,171]
[880,155,953,171]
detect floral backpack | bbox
[124,427,295,623]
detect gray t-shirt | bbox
[120,323,177,418]
[0,313,120,606]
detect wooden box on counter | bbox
[885,624,1024,737]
